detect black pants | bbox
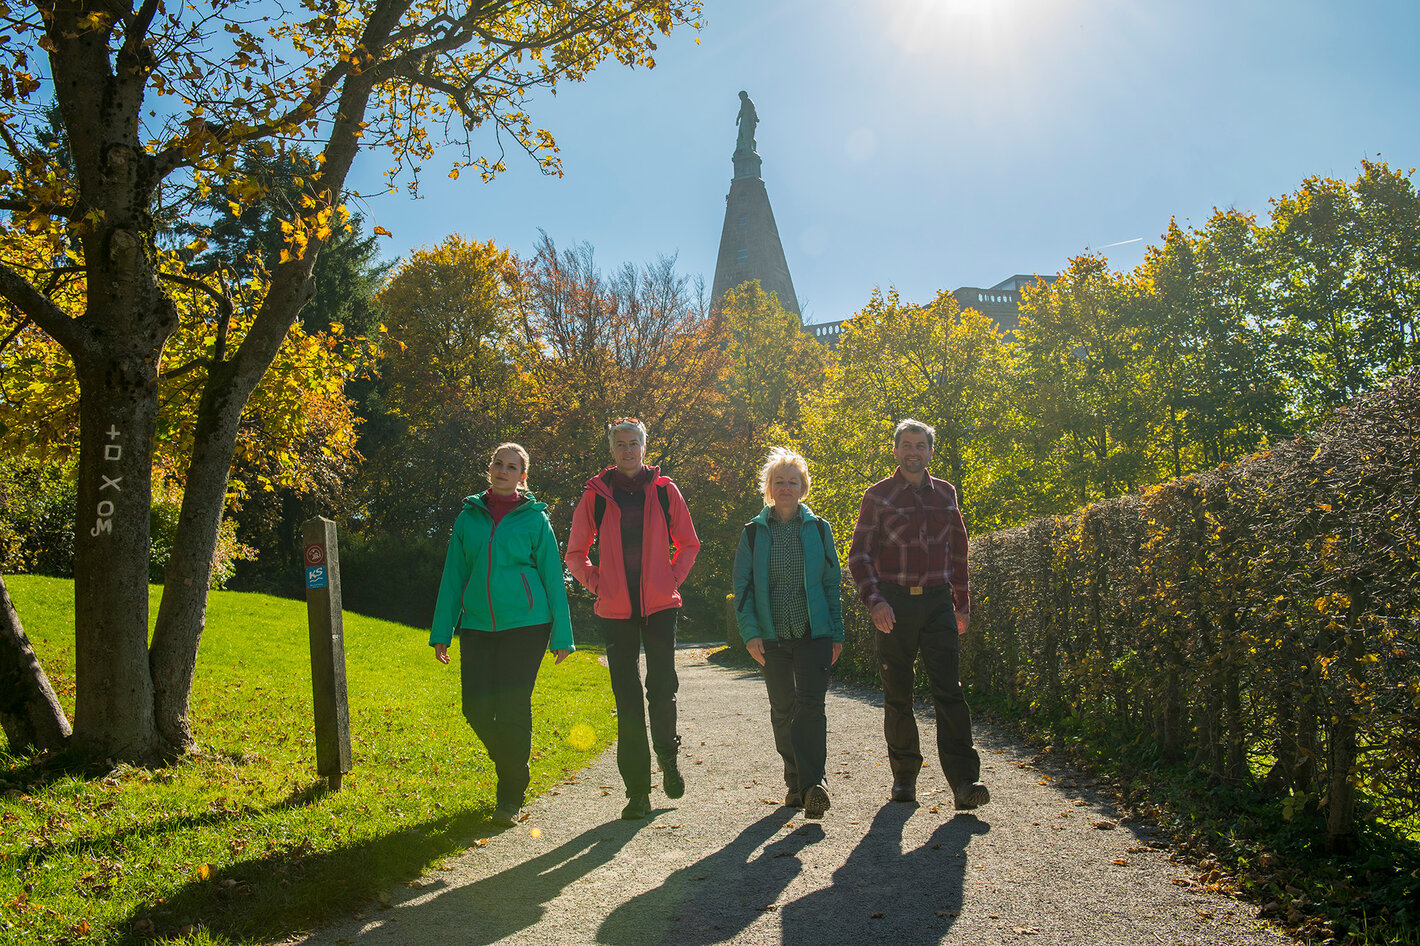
[762,636,833,794]
[602,608,680,796]
[459,623,551,808]
[876,584,980,790]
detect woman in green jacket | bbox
[431,443,574,827]
[732,448,844,820]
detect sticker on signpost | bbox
[306,565,327,590]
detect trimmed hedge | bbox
[728,377,1418,853]
[953,374,1420,852]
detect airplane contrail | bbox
[1097,237,1144,249]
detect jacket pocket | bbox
[521,573,534,608]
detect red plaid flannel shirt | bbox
[848,469,971,614]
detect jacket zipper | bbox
[521,573,534,608]
[486,516,500,634]
[802,516,812,637]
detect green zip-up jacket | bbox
[732,503,845,643]
[430,491,574,652]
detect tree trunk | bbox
[71,358,167,761]
[1325,720,1358,855]
[150,360,284,749]
[0,574,72,753]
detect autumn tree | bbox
[359,234,521,540]
[0,0,701,760]
[716,280,827,519]
[1139,213,1288,473]
[794,287,1014,538]
[1012,257,1165,506]
[513,233,736,608]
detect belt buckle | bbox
[909,586,924,596]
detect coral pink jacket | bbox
[565,467,700,619]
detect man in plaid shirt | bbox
[848,419,990,810]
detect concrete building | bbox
[804,274,1058,349]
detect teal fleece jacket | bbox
[732,504,845,643]
[430,491,574,651]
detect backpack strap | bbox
[593,484,673,542]
[736,520,758,612]
[657,483,672,536]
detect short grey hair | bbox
[893,418,935,450]
[606,417,647,448]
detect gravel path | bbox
[284,647,1286,946]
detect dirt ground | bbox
[281,647,1288,946]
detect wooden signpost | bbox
[301,517,352,789]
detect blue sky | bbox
[348,0,1420,325]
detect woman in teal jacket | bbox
[732,448,844,820]
[432,443,574,827]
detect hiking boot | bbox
[784,790,804,809]
[621,794,652,820]
[890,782,917,803]
[490,804,519,827]
[953,781,991,810]
[659,754,685,800]
[804,784,831,820]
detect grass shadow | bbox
[114,804,521,945]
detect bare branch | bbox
[0,198,82,218]
[155,270,235,363]
[158,356,213,381]
[0,314,32,353]
[0,258,89,355]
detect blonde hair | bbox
[606,416,647,448]
[759,447,811,506]
[488,442,531,492]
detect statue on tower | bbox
[735,90,759,154]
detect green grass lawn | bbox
[0,575,617,945]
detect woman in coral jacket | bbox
[732,448,844,820]
[565,417,700,820]
[431,443,573,828]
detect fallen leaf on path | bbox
[1092,820,1117,829]
[1011,926,1040,935]
[1113,859,1130,866]
[871,912,884,918]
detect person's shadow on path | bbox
[780,805,990,946]
[598,809,823,946]
[390,819,645,946]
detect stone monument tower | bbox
[710,91,801,317]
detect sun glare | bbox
[886,0,1016,55]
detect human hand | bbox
[746,638,766,666]
[871,602,896,633]
[552,649,571,665]
[832,642,843,664]
[956,612,970,635]
[433,643,450,664]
